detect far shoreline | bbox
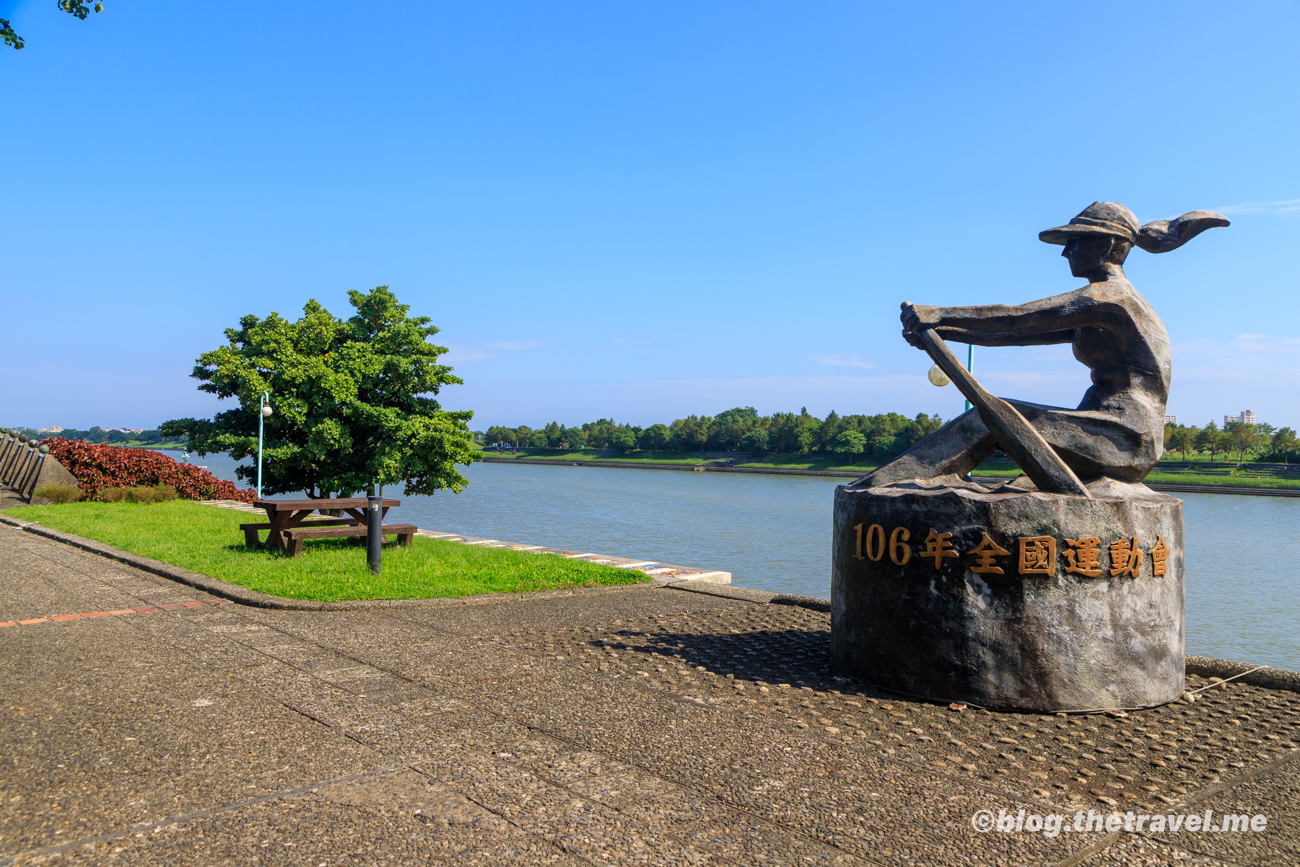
[479,453,1300,497]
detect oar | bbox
[914,327,1091,498]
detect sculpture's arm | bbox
[901,288,1122,347]
[926,328,1077,347]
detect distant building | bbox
[1163,415,1177,425]
[38,426,64,433]
[1224,410,1257,426]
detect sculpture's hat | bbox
[1039,202,1140,245]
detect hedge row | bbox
[44,439,256,503]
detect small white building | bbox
[1224,410,1257,426]
[1163,415,1177,425]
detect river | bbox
[172,451,1300,671]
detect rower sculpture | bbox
[831,202,1229,711]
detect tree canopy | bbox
[162,287,477,499]
[4,1,103,51]
[1161,419,1296,464]
[479,408,945,457]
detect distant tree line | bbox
[481,407,945,461]
[52,427,171,445]
[1164,421,1298,464]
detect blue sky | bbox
[3,1,1298,432]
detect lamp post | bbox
[367,484,382,575]
[257,392,272,500]
[965,344,974,413]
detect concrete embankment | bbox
[480,457,1300,497]
[0,435,80,507]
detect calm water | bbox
[175,451,1300,671]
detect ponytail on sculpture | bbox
[1040,202,1229,258]
[1135,211,1231,254]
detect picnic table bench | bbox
[246,498,416,557]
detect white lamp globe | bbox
[261,405,274,417]
[927,364,951,387]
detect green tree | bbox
[819,410,843,451]
[904,412,943,447]
[870,432,899,456]
[1271,427,1298,464]
[528,431,550,449]
[558,426,587,450]
[673,415,712,454]
[766,412,801,452]
[1195,421,1221,461]
[867,413,907,454]
[162,287,477,499]
[795,421,820,454]
[834,430,867,462]
[740,429,769,455]
[711,407,760,451]
[1225,422,1261,464]
[609,429,637,452]
[485,425,516,449]
[1165,425,1196,461]
[1255,422,1276,460]
[4,1,102,51]
[637,423,672,451]
[581,418,616,449]
[485,405,958,458]
[1214,428,1232,462]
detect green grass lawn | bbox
[134,440,190,450]
[4,501,649,602]
[1141,471,1300,488]
[737,455,884,472]
[968,466,1300,489]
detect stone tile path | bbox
[2,525,1297,865]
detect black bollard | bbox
[366,488,382,575]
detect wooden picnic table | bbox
[251,498,401,552]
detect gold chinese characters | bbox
[851,523,1170,579]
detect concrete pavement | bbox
[2,524,1297,865]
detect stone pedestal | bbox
[831,478,1184,712]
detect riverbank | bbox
[481,455,1300,497]
[0,501,654,602]
[0,499,737,609]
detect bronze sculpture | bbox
[831,202,1229,711]
[860,202,1228,489]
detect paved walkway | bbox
[2,526,1297,866]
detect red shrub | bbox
[43,439,256,503]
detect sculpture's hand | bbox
[900,302,940,348]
